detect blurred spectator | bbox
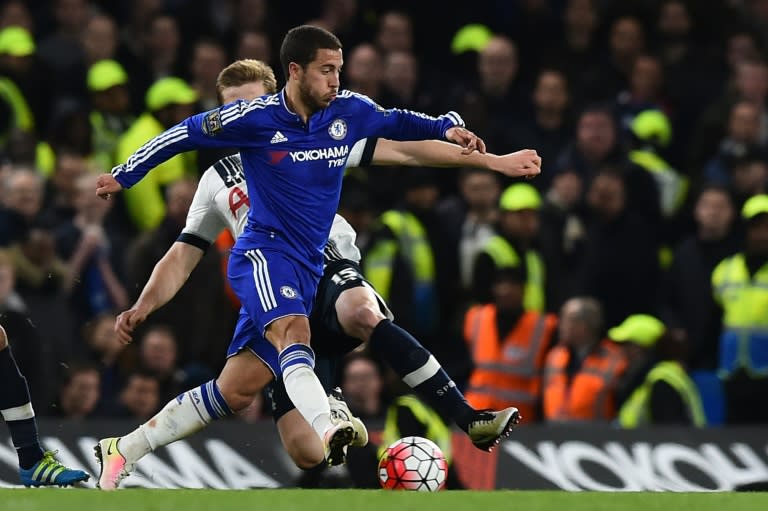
[542,296,628,423]
[455,35,526,152]
[54,173,129,329]
[137,324,213,403]
[339,352,385,420]
[115,76,198,232]
[189,38,227,113]
[712,194,768,424]
[51,361,101,418]
[0,26,38,141]
[611,314,706,427]
[0,1,33,32]
[374,10,413,56]
[472,183,546,312]
[576,167,660,328]
[40,148,89,228]
[555,104,661,224]
[594,16,647,102]
[508,67,572,190]
[0,167,43,246]
[363,169,444,348]
[703,101,764,185]
[343,43,383,103]
[236,30,272,66]
[305,0,366,50]
[538,169,586,311]
[86,59,135,174]
[661,185,739,371]
[615,55,669,132]
[463,267,557,423]
[379,50,438,114]
[125,178,233,372]
[36,0,91,106]
[82,311,134,402]
[81,14,119,68]
[436,168,501,300]
[112,371,161,420]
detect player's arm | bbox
[351,94,484,154]
[369,139,541,179]
[114,170,228,343]
[98,99,264,197]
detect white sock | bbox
[118,380,231,461]
[279,343,333,440]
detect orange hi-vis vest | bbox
[542,340,628,422]
[463,304,557,422]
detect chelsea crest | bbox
[328,119,347,140]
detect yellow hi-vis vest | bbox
[618,360,706,427]
[115,113,196,231]
[482,235,545,312]
[712,254,768,377]
[629,148,689,219]
[364,209,435,300]
[379,394,452,463]
[0,76,33,138]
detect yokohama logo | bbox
[289,145,349,162]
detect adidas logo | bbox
[270,131,288,144]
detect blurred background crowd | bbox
[0,0,767,439]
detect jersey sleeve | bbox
[349,93,464,143]
[178,169,227,249]
[346,138,378,168]
[112,98,271,189]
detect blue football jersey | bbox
[112,89,464,273]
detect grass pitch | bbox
[1,489,766,511]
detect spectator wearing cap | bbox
[114,76,198,232]
[472,182,546,312]
[463,267,557,423]
[87,59,135,174]
[611,314,706,427]
[711,194,768,424]
[0,26,35,145]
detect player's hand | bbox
[445,126,486,155]
[114,307,149,344]
[96,173,123,199]
[489,149,542,179]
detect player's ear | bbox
[288,62,302,80]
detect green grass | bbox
[1,489,767,511]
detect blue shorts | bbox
[226,246,320,374]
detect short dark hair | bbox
[279,25,342,80]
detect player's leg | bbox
[0,325,89,486]
[95,314,274,490]
[228,248,355,463]
[333,268,520,450]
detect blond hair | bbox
[216,59,278,103]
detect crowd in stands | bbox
[1,0,767,432]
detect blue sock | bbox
[368,319,475,430]
[278,343,315,376]
[0,347,44,469]
[195,379,233,420]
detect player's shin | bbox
[118,379,233,461]
[369,319,475,430]
[278,343,333,438]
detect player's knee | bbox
[346,303,385,342]
[216,382,256,412]
[0,325,7,350]
[286,436,325,469]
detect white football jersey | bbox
[181,138,370,265]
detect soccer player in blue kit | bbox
[94,26,485,484]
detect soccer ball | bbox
[378,436,448,491]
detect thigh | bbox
[226,310,280,375]
[228,248,317,336]
[310,259,393,355]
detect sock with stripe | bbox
[279,343,334,440]
[118,380,232,462]
[368,319,475,430]
[0,346,45,469]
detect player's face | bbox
[298,48,343,110]
[221,81,268,104]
